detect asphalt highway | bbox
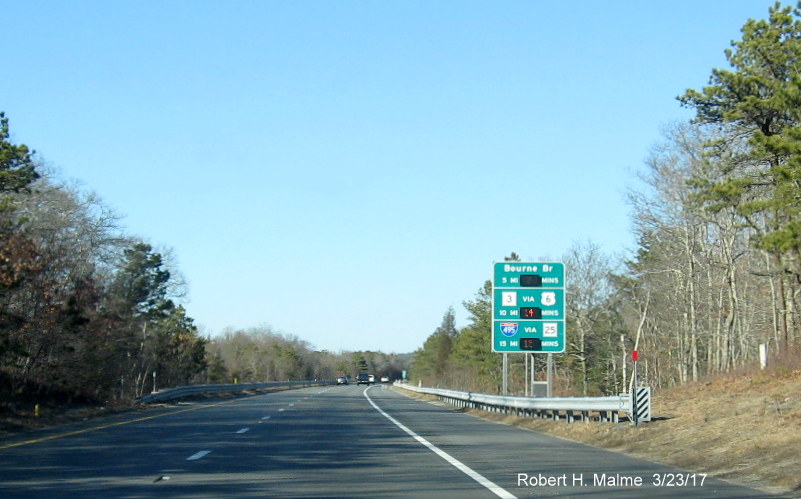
[0,384,775,498]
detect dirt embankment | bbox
[424,367,801,497]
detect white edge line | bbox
[186,450,211,461]
[363,386,516,499]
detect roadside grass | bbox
[0,400,137,436]
[400,364,801,497]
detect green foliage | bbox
[107,242,174,319]
[0,112,39,197]
[679,2,801,259]
[409,307,458,386]
[353,353,369,373]
[0,113,41,300]
[450,281,501,391]
[206,350,229,384]
[335,360,351,376]
[150,305,207,386]
[679,3,801,130]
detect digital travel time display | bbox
[519,337,542,351]
[519,307,542,319]
[519,274,542,287]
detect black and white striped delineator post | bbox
[630,350,652,426]
[635,386,651,422]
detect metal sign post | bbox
[524,353,528,397]
[502,353,508,395]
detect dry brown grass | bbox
[400,366,801,497]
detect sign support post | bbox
[502,353,508,395]
[524,353,528,397]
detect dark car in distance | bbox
[356,373,370,385]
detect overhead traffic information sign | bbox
[492,262,565,353]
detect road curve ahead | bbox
[0,384,776,498]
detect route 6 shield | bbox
[541,292,556,306]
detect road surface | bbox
[0,384,774,497]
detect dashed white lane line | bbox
[363,386,516,499]
[186,450,211,461]
[236,428,250,434]
[260,416,272,421]
[278,408,285,412]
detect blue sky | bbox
[2,1,779,353]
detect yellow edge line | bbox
[0,398,239,451]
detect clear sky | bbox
[2,1,779,353]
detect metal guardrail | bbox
[396,383,642,424]
[136,379,334,404]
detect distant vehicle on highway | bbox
[368,374,375,384]
[356,373,370,385]
[336,376,348,385]
[380,376,390,383]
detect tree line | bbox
[410,3,801,395]
[204,326,410,385]
[0,114,207,405]
[0,113,410,410]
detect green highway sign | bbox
[492,262,565,353]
